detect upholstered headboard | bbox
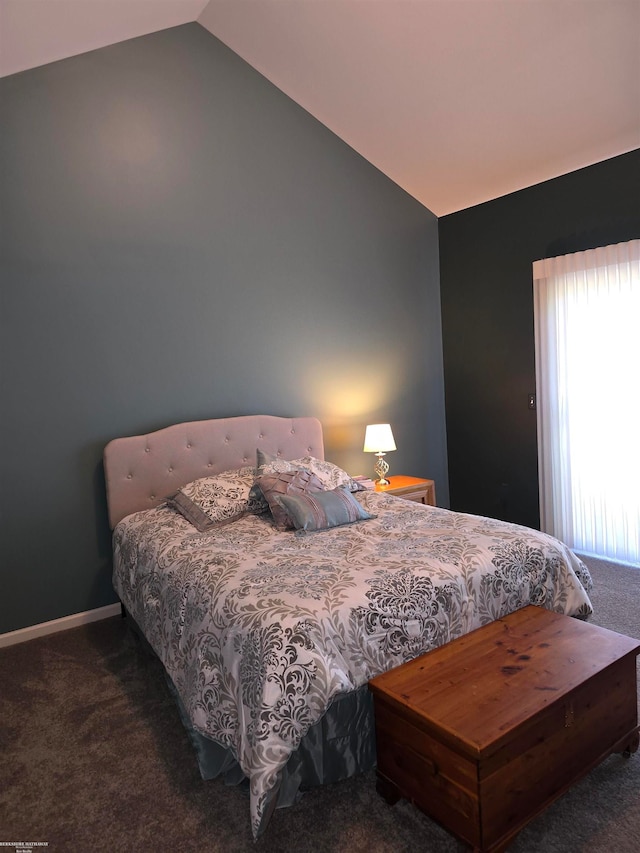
[103,414,324,528]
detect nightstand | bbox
[374,476,436,506]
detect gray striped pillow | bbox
[275,485,374,533]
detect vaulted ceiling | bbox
[1,0,638,216]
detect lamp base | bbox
[374,453,390,485]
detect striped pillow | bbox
[275,485,374,533]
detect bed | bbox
[104,414,593,838]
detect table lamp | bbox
[363,423,397,485]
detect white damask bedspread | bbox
[112,491,593,837]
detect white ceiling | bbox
[1,0,638,216]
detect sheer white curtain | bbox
[533,239,640,566]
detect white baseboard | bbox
[0,603,122,649]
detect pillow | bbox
[166,466,267,532]
[256,447,279,470]
[259,455,361,492]
[296,456,363,491]
[248,448,281,504]
[255,468,324,529]
[274,485,374,533]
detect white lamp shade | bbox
[363,423,397,453]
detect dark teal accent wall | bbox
[439,150,640,528]
[0,24,446,634]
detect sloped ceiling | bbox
[1,0,638,216]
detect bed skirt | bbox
[168,675,377,831]
[124,609,376,833]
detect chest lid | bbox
[369,605,640,760]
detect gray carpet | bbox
[1,555,638,852]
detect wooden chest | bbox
[369,605,640,852]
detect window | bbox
[533,239,640,566]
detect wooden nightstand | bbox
[374,475,436,506]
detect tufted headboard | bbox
[103,414,324,529]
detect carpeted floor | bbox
[0,555,638,852]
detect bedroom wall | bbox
[0,23,446,635]
[439,149,640,529]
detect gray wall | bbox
[439,150,640,528]
[0,24,447,634]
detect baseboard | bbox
[0,603,122,649]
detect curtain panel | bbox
[533,239,640,566]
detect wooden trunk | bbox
[369,605,640,852]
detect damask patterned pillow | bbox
[258,455,362,492]
[166,467,268,532]
[274,485,374,533]
[254,468,324,529]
